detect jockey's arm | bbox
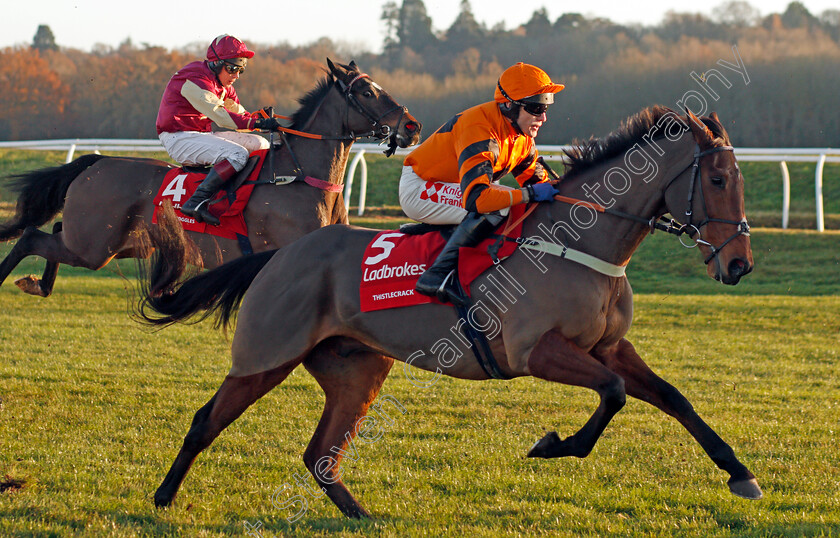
[180,79,256,131]
[459,137,549,214]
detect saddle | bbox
[152,152,267,248]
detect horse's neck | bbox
[534,133,697,266]
[284,136,354,185]
[279,94,356,185]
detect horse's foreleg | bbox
[526,330,626,459]
[154,363,298,508]
[596,338,762,499]
[302,347,394,519]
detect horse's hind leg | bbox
[0,222,96,297]
[154,361,300,508]
[595,337,762,500]
[303,344,394,519]
[11,222,63,297]
[526,330,626,459]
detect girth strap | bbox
[453,278,510,380]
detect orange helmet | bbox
[494,63,564,105]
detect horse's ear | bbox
[710,111,720,123]
[685,109,714,146]
[326,58,338,76]
[349,60,358,70]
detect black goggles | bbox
[521,102,549,116]
[223,62,245,75]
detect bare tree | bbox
[712,1,761,27]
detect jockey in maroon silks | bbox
[156,34,279,225]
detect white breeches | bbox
[159,130,270,171]
[398,165,469,225]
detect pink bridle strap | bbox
[347,73,370,89]
[303,176,343,193]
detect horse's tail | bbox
[138,249,276,330]
[0,154,107,241]
[136,202,275,329]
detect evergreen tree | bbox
[781,1,817,28]
[446,0,485,51]
[397,0,437,52]
[381,1,400,53]
[32,25,58,52]
[524,8,552,36]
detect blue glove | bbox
[529,182,559,202]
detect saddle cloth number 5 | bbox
[364,233,404,265]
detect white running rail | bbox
[1,139,837,230]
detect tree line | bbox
[1,0,838,147]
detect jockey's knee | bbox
[223,148,250,171]
[251,135,270,151]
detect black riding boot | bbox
[415,212,504,306]
[180,162,235,226]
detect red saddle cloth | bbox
[152,150,267,240]
[359,205,527,312]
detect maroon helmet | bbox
[206,34,254,61]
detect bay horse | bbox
[0,59,421,297]
[137,106,761,518]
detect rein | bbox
[548,145,749,266]
[262,73,405,142]
[490,144,751,276]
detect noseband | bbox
[664,145,751,265]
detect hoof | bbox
[154,492,174,508]
[344,506,372,519]
[728,477,763,500]
[14,276,48,297]
[527,431,562,458]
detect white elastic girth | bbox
[518,239,627,278]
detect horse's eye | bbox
[710,176,726,188]
[362,90,374,98]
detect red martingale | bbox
[152,150,267,239]
[359,205,527,312]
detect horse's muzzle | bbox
[397,117,422,148]
[719,257,753,285]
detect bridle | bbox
[533,144,750,267]
[335,73,408,145]
[263,71,409,177]
[661,144,751,265]
[270,72,407,145]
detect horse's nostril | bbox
[729,258,752,277]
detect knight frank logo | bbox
[419,181,462,207]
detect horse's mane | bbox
[288,74,335,131]
[562,105,730,178]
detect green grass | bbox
[0,279,838,536]
[1,150,839,535]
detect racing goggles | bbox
[521,102,549,116]
[223,62,245,75]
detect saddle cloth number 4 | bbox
[161,174,189,203]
